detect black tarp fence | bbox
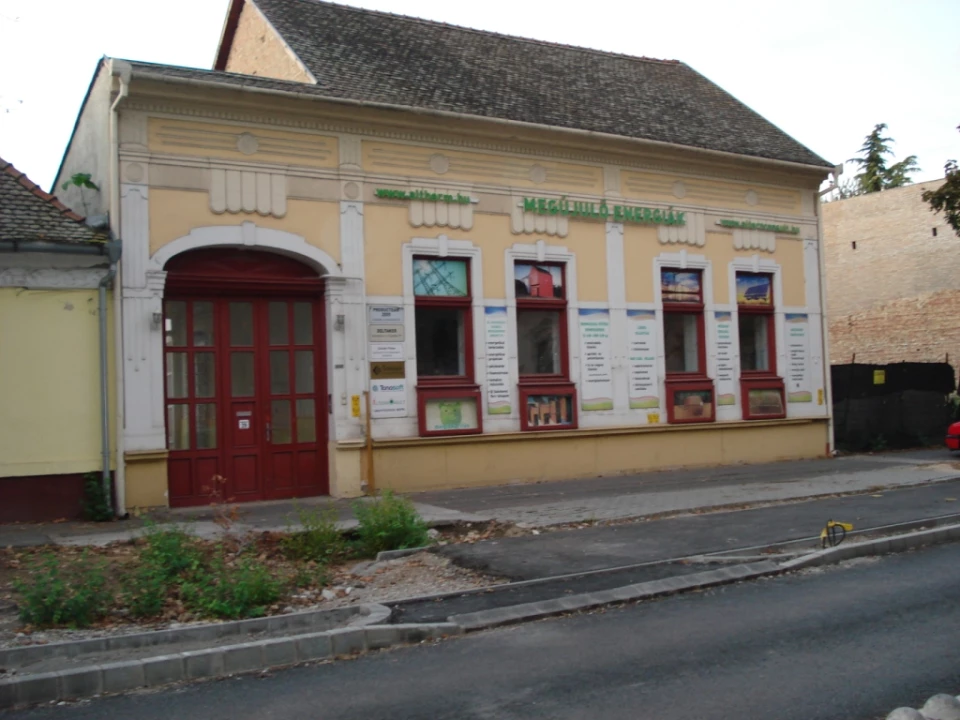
[832,362,958,451]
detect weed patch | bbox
[353,491,430,556]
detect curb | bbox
[0,621,460,710]
[451,522,960,632]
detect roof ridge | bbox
[0,157,87,223]
[262,0,680,66]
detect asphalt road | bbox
[440,476,960,579]
[10,541,960,720]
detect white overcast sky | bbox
[0,0,957,191]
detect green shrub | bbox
[82,472,112,522]
[15,552,110,628]
[140,523,203,581]
[181,549,280,619]
[281,503,348,564]
[353,490,430,556]
[123,561,170,618]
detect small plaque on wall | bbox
[370,361,405,380]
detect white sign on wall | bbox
[484,306,511,415]
[368,305,404,324]
[786,313,812,402]
[627,309,659,409]
[369,343,405,362]
[578,308,613,411]
[714,311,737,406]
[370,379,408,418]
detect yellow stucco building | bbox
[41,0,835,515]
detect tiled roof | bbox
[0,158,107,244]
[212,0,831,169]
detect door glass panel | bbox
[167,404,190,450]
[231,352,255,397]
[195,404,217,449]
[230,302,253,347]
[296,399,316,443]
[295,351,314,393]
[165,301,187,347]
[271,400,292,444]
[270,351,290,394]
[193,302,214,346]
[293,302,313,345]
[194,353,216,398]
[269,302,289,345]
[166,352,189,399]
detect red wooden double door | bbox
[163,250,328,507]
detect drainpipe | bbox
[98,242,122,512]
[817,166,843,456]
[109,59,130,517]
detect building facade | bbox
[49,0,834,514]
[823,179,956,372]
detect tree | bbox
[848,123,920,194]
[922,125,960,237]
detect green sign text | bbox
[522,197,685,226]
[717,219,800,235]
[375,188,471,204]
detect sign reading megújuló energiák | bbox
[522,197,686,226]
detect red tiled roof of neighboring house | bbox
[0,157,107,244]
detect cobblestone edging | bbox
[886,692,960,719]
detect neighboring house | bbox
[822,180,957,375]
[0,158,119,522]
[50,0,834,516]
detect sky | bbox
[0,0,957,192]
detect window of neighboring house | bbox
[514,261,577,431]
[413,257,481,436]
[736,272,785,420]
[661,268,715,424]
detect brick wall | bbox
[224,0,314,83]
[822,180,959,374]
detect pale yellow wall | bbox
[621,170,803,215]
[363,207,608,302]
[623,225,661,304]
[363,141,603,193]
[704,232,806,307]
[148,188,340,267]
[0,288,115,477]
[147,119,338,169]
[124,453,168,510]
[374,420,827,492]
[329,444,364,498]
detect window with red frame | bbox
[515,262,568,380]
[736,272,785,419]
[661,268,715,423]
[413,257,480,436]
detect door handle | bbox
[265,422,271,443]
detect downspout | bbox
[109,59,130,516]
[817,166,843,456]
[98,244,121,513]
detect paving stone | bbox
[142,655,184,686]
[15,672,60,706]
[364,626,400,650]
[58,667,102,699]
[101,660,145,693]
[0,678,16,709]
[296,633,333,662]
[329,628,366,656]
[261,638,297,667]
[222,644,263,675]
[182,649,223,680]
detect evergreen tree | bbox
[922,125,960,237]
[848,123,920,193]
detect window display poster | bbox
[370,379,408,418]
[526,393,575,428]
[424,397,479,431]
[578,308,613,411]
[714,311,736,406]
[627,309,659,409]
[484,306,511,415]
[786,313,812,402]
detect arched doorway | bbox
[162,248,328,506]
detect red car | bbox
[948,421,960,451]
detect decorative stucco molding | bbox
[210,169,287,217]
[0,267,108,289]
[658,211,705,247]
[149,222,341,277]
[732,227,776,253]
[510,198,569,237]
[409,192,475,230]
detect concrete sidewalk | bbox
[1,449,956,548]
